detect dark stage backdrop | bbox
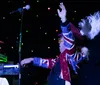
[0,0,100,85]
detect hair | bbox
[58,36,63,44]
[79,11,100,40]
[76,46,89,61]
[81,46,89,56]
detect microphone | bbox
[23,5,30,10]
[10,5,30,14]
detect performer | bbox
[21,3,90,85]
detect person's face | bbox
[58,37,66,53]
[81,47,89,57]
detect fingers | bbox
[59,2,65,10]
[57,9,60,14]
[20,61,24,66]
[20,59,26,66]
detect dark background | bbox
[0,0,100,85]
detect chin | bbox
[60,49,65,53]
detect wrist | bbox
[61,17,67,23]
[30,58,34,62]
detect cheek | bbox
[60,42,64,48]
[81,49,88,55]
[60,43,65,50]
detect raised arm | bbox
[57,2,67,23]
[57,3,75,49]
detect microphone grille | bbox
[25,5,30,10]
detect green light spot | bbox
[26,30,28,32]
[22,43,23,45]
[72,18,74,20]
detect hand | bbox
[79,19,91,36]
[57,2,67,23]
[20,58,33,66]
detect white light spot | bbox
[37,0,39,2]
[48,47,50,49]
[3,17,5,19]
[54,38,56,40]
[74,10,76,13]
[36,15,38,17]
[11,46,14,49]
[40,27,42,29]
[45,32,47,35]
[23,1,26,3]
[8,1,10,3]
[31,50,34,52]
[17,37,18,39]
[19,19,21,21]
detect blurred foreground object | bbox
[0,54,7,63]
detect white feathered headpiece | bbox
[79,11,100,39]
